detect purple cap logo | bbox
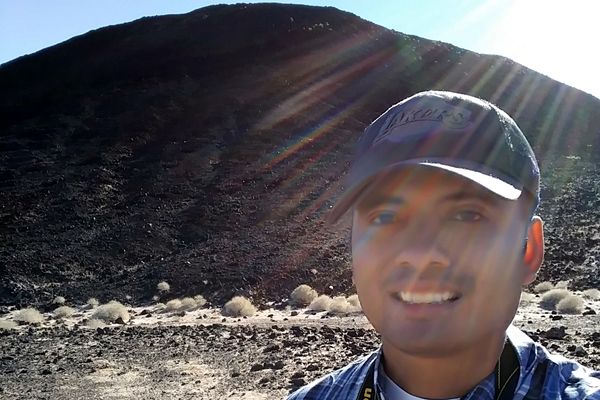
[373,105,473,145]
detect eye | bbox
[370,211,398,225]
[452,210,484,222]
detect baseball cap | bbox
[328,90,540,223]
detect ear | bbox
[522,216,544,285]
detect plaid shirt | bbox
[288,325,600,399]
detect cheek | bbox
[467,244,522,281]
[464,237,525,310]
[450,222,524,264]
[351,248,387,329]
[447,226,526,305]
[352,223,399,263]
[351,247,376,285]
[351,231,394,282]
[351,236,387,298]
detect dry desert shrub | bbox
[180,297,197,311]
[519,292,536,305]
[155,302,166,311]
[308,295,332,312]
[533,282,554,293]
[347,294,361,309]
[554,280,570,289]
[157,281,170,293]
[290,284,318,307]
[87,298,99,308]
[222,296,256,317]
[582,289,600,300]
[86,319,106,329]
[54,306,75,319]
[91,301,130,323]
[556,295,584,314]
[194,295,207,307]
[540,289,570,310]
[14,308,44,324]
[52,296,66,305]
[0,320,18,330]
[165,299,182,312]
[329,296,350,314]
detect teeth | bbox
[397,291,457,304]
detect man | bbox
[288,91,599,399]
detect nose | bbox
[393,224,451,272]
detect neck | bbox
[381,332,506,399]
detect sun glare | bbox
[479,0,600,97]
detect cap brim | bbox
[326,161,523,224]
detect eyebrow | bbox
[356,189,502,211]
[356,195,404,210]
[439,190,502,205]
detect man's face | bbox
[351,167,538,356]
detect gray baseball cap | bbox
[328,90,540,223]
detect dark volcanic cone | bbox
[1,3,599,306]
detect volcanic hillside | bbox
[1,3,600,307]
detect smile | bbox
[394,291,460,304]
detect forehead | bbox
[354,166,508,210]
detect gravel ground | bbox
[1,292,599,400]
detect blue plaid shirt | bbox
[288,325,600,399]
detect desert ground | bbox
[1,289,599,400]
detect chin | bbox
[381,325,468,356]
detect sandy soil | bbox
[1,292,599,400]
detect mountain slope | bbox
[1,3,599,306]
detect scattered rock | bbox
[543,326,567,340]
[272,360,285,370]
[290,326,304,337]
[290,377,306,387]
[574,346,588,356]
[250,363,265,372]
[290,371,305,379]
[263,344,280,353]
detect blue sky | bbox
[2,1,599,98]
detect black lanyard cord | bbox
[495,340,521,400]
